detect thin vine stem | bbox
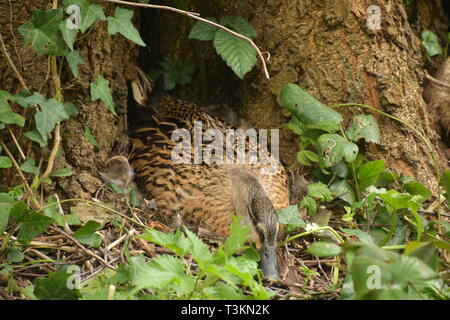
[328,103,442,225]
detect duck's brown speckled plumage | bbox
[129,69,289,277]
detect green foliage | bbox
[73,220,102,248]
[83,124,100,147]
[190,16,257,79]
[107,7,145,47]
[277,205,306,232]
[63,0,106,33]
[34,268,81,300]
[150,57,195,91]
[90,76,116,115]
[421,30,443,57]
[308,241,342,257]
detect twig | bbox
[50,226,117,271]
[0,31,30,93]
[425,71,450,90]
[102,0,271,80]
[8,128,26,160]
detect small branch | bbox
[0,31,30,93]
[425,71,450,90]
[8,128,26,160]
[102,0,270,80]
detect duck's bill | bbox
[259,243,279,280]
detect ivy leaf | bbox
[189,17,219,41]
[63,0,106,33]
[317,134,359,167]
[83,124,100,147]
[65,50,84,78]
[357,160,385,192]
[308,241,342,257]
[0,193,15,233]
[90,76,116,115]
[34,269,81,300]
[12,206,54,243]
[106,7,145,46]
[346,114,381,144]
[35,99,70,142]
[12,92,46,108]
[0,91,25,127]
[73,220,102,248]
[213,29,257,79]
[20,157,39,176]
[220,16,257,38]
[421,30,442,57]
[280,84,343,129]
[0,156,12,169]
[18,9,68,56]
[277,205,305,232]
[59,19,78,50]
[24,130,48,147]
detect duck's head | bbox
[231,170,280,279]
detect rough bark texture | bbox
[144,0,449,191]
[0,1,138,198]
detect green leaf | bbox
[330,180,356,204]
[63,0,107,33]
[296,150,319,166]
[12,92,46,108]
[19,157,39,175]
[346,114,381,144]
[421,30,442,57]
[439,169,450,202]
[308,241,342,257]
[189,18,218,41]
[300,195,317,214]
[224,216,250,256]
[51,168,74,177]
[15,210,54,243]
[18,9,68,56]
[213,29,257,79]
[65,50,84,78]
[90,76,116,115]
[317,134,359,167]
[0,111,25,127]
[83,124,100,147]
[0,193,15,233]
[277,205,305,232]
[59,19,78,50]
[342,228,376,245]
[139,229,189,257]
[34,269,81,300]
[357,160,385,192]
[308,182,333,202]
[285,116,305,135]
[220,16,257,38]
[7,247,24,263]
[404,181,432,200]
[73,220,102,248]
[158,58,195,91]
[35,99,70,142]
[106,7,145,46]
[184,227,213,264]
[0,156,12,168]
[24,130,48,147]
[280,84,343,129]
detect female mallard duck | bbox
[129,68,289,279]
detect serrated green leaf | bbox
[357,160,385,192]
[90,76,116,115]
[220,16,257,38]
[73,220,102,248]
[158,57,195,91]
[189,17,218,41]
[139,229,189,257]
[318,134,358,167]
[83,124,100,147]
[285,116,305,135]
[24,130,48,147]
[184,227,213,264]
[308,182,333,202]
[277,205,305,232]
[65,50,84,78]
[63,0,107,33]
[107,7,145,46]
[18,9,68,56]
[34,269,81,300]
[308,241,342,257]
[300,195,317,214]
[19,157,39,175]
[346,114,381,144]
[280,84,343,129]
[421,30,442,57]
[224,216,250,256]
[213,29,257,79]
[296,150,319,166]
[0,156,12,168]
